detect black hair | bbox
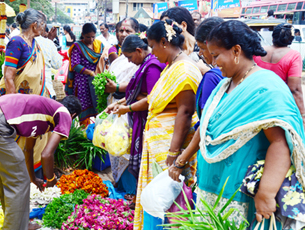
[139,23,148,32]
[295,29,300,34]
[160,7,195,36]
[195,17,224,43]
[191,11,202,19]
[5,28,10,35]
[11,23,17,28]
[115,21,122,32]
[121,34,148,53]
[63,25,76,41]
[121,17,140,32]
[80,23,96,39]
[272,23,294,47]
[100,23,109,30]
[60,96,82,117]
[207,20,267,59]
[147,19,184,48]
[267,10,274,17]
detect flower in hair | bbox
[138,31,146,39]
[164,22,177,42]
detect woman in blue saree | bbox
[65,23,104,126]
[169,20,305,229]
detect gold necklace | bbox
[169,51,183,67]
[238,63,257,85]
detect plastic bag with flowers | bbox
[93,112,112,150]
[105,114,132,157]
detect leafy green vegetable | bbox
[92,71,116,113]
[42,189,89,229]
[55,119,106,170]
[161,178,248,229]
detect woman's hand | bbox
[168,164,183,182]
[105,102,117,113]
[254,190,276,222]
[165,155,177,167]
[105,78,117,93]
[113,105,130,116]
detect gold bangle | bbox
[168,150,181,157]
[47,173,56,182]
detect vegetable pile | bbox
[62,194,134,230]
[56,169,109,196]
[42,189,89,229]
[92,71,116,113]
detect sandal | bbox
[124,194,135,201]
[28,222,41,230]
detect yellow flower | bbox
[282,191,302,207]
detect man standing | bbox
[0,94,81,230]
[36,26,63,99]
[191,11,202,28]
[10,23,20,37]
[96,23,117,47]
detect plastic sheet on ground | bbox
[103,180,127,200]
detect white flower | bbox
[164,23,177,42]
[30,183,61,204]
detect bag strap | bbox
[251,213,276,230]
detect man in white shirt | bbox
[96,23,117,47]
[35,27,63,99]
[10,23,20,37]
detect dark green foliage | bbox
[54,119,106,170]
[92,71,116,113]
[162,178,248,230]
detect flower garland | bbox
[56,169,109,196]
[61,194,134,230]
[0,3,7,51]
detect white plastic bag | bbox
[141,169,184,219]
[105,114,132,156]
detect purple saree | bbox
[125,54,166,179]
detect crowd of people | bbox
[0,5,305,230]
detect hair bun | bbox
[164,19,183,36]
[16,12,25,25]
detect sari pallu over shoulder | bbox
[147,60,200,120]
[65,40,104,95]
[199,69,305,190]
[0,39,49,173]
[0,39,47,96]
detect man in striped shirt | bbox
[0,94,81,230]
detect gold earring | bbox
[164,46,166,49]
[234,56,239,65]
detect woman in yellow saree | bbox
[0,9,49,181]
[134,19,202,229]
